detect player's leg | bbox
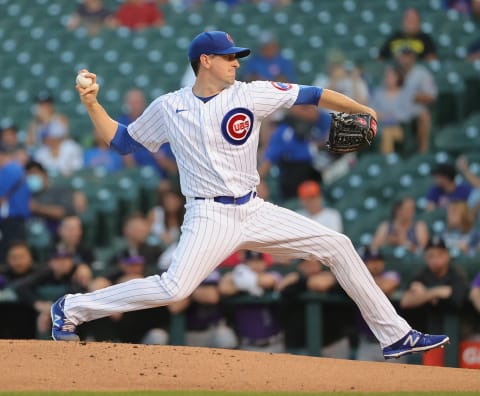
[241,199,411,348]
[53,201,243,339]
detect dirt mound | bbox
[1,340,478,392]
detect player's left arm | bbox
[318,89,377,119]
[293,85,376,119]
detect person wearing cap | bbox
[55,30,449,361]
[425,163,472,212]
[379,8,437,61]
[0,144,30,262]
[33,120,84,177]
[241,30,296,83]
[394,42,437,153]
[296,180,342,233]
[400,236,469,337]
[26,91,69,148]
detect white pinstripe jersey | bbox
[127,80,300,198]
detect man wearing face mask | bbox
[0,144,30,263]
[25,160,87,233]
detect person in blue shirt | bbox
[117,88,177,181]
[258,107,332,200]
[0,144,30,262]
[241,31,296,83]
[84,127,124,173]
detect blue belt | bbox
[194,191,256,205]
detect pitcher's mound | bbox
[1,340,478,392]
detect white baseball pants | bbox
[64,197,410,348]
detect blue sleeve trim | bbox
[294,86,323,105]
[110,123,144,155]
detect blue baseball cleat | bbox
[51,296,80,341]
[383,329,449,359]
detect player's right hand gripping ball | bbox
[326,113,377,154]
[76,73,93,89]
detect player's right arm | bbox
[76,70,145,155]
[76,70,118,144]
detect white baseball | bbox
[76,73,93,88]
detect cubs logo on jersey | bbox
[221,107,254,145]
[271,81,293,91]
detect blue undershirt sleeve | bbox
[110,123,144,155]
[294,86,323,105]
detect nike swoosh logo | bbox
[176,109,188,114]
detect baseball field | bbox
[1,341,479,394]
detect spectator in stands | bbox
[56,216,95,268]
[370,65,410,155]
[25,160,87,233]
[147,189,185,248]
[112,0,164,30]
[470,271,480,313]
[425,163,472,211]
[84,127,124,174]
[0,144,30,263]
[0,125,19,151]
[278,258,352,358]
[0,241,36,285]
[0,125,28,166]
[26,91,68,148]
[400,236,469,334]
[355,247,404,362]
[219,251,284,353]
[0,242,37,339]
[33,120,83,177]
[258,107,330,200]
[313,50,369,105]
[241,31,296,82]
[395,46,437,153]
[442,201,480,256]
[89,255,170,344]
[67,0,115,36]
[379,8,437,61]
[114,212,163,273]
[443,0,472,15]
[118,89,177,184]
[457,155,480,217]
[371,197,429,254]
[296,180,343,232]
[168,269,237,348]
[12,251,89,337]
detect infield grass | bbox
[1,392,480,396]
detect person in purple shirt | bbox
[426,163,472,212]
[168,269,237,349]
[219,251,284,353]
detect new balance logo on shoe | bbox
[403,333,420,347]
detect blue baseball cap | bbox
[188,31,251,62]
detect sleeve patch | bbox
[271,81,293,91]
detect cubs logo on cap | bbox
[221,108,254,146]
[271,81,292,91]
[188,31,251,62]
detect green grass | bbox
[1,392,480,396]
